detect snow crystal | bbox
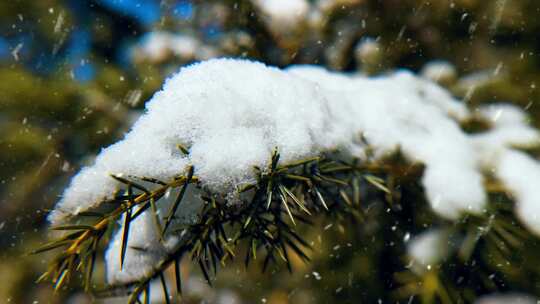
[49,58,540,283]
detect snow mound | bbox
[49,58,540,226]
[47,58,540,283]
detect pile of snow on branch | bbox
[48,58,540,283]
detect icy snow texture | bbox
[48,58,540,283]
[49,58,489,223]
[49,59,540,225]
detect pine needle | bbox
[278,190,296,225]
[120,186,134,270]
[159,272,171,304]
[163,166,194,236]
[364,174,391,194]
[280,184,311,215]
[313,186,329,210]
[174,259,182,296]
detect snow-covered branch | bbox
[42,58,540,297]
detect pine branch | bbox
[35,148,540,303]
[33,174,199,291]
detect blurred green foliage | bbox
[2,0,540,303]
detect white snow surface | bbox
[48,58,540,283]
[49,58,540,225]
[50,58,492,223]
[470,103,540,234]
[491,149,540,234]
